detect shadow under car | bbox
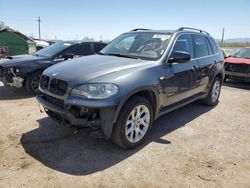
[0,82,32,100]
[20,102,214,176]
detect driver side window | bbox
[171,34,193,59]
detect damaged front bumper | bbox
[36,94,117,138]
[224,63,250,82]
[0,67,25,87]
[4,76,24,88]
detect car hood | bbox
[225,57,250,65]
[0,54,50,68]
[43,55,155,86]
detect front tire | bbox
[111,96,153,149]
[25,71,42,95]
[202,77,221,106]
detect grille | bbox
[50,79,68,95]
[40,75,49,89]
[43,94,64,108]
[225,63,250,73]
[40,75,68,95]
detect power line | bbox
[37,17,41,39]
[221,27,225,44]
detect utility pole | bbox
[221,27,225,44]
[37,17,41,39]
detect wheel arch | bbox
[113,86,159,124]
[215,72,224,83]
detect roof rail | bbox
[131,28,151,31]
[177,27,210,35]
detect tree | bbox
[0,21,9,30]
[82,36,94,41]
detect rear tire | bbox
[111,96,153,149]
[202,77,221,106]
[25,71,42,95]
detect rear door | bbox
[162,34,200,107]
[192,35,215,93]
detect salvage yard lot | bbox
[0,81,250,188]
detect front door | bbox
[161,34,200,107]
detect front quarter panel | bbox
[89,63,166,123]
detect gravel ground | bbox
[0,81,249,188]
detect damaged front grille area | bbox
[40,75,68,95]
[225,63,250,73]
[41,94,100,122]
[42,94,65,108]
[69,106,100,121]
[41,93,101,127]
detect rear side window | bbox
[94,43,106,52]
[207,37,219,54]
[64,44,92,56]
[192,35,209,58]
[206,37,213,55]
[171,34,193,58]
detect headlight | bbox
[71,83,118,99]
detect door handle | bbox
[192,66,199,71]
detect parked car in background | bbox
[37,27,224,149]
[33,39,50,51]
[0,41,107,94]
[221,48,240,58]
[224,47,250,82]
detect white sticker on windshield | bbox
[63,43,72,46]
[153,34,170,41]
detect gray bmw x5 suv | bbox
[37,27,224,149]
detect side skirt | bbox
[157,92,207,118]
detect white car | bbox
[33,39,50,51]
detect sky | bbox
[0,0,250,41]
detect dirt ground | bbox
[0,81,249,188]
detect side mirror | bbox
[58,53,74,60]
[168,51,191,63]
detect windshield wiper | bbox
[102,53,139,59]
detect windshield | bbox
[222,48,240,56]
[100,32,171,60]
[34,42,73,57]
[233,48,250,59]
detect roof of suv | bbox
[61,40,106,44]
[129,27,210,36]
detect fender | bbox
[20,62,52,75]
[112,85,161,124]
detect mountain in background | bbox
[224,38,250,43]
